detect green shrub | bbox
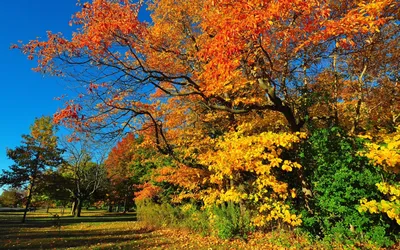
[298,127,395,247]
[136,199,211,235]
[179,203,210,235]
[136,200,254,240]
[211,202,253,239]
[136,199,181,228]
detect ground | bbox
[0,209,392,249]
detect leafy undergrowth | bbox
[0,210,397,249]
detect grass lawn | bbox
[0,209,151,250]
[0,209,393,249]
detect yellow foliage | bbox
[363,127,400,173]
[196,128,306,227]
[359,128,400,225]
[359,182,400,225]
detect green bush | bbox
[136,199,181,228]
[211,202,253,239]
[179,203,210,235]
[136,199,211,234]
[298,127,395,247]
[136,200,254,239]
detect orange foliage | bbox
[134,182,162,201]
[105,133,136,181]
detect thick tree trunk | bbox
[108,205,113,212]
[257,78,302,132]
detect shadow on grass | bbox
[0,212,171,250]
[0,226,168,250]
[1,227,151,241]
[0,213,137,232]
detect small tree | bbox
[0,116,64,222]
[34,170,73,214]
[0,189,25,208]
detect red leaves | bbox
[134,182,162,200]
[105,133,136,180]
[53,103,82,125]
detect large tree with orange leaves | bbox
[17,0,399,145]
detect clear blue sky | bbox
[0,1,80,175]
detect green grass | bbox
[0,209,146,250]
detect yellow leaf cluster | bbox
[253,201,302,227]
[359,182,400,225]
[363,127,400,173]
[196,129,306,227]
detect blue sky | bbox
[0,1,80,177]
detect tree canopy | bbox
[18,0,399,139]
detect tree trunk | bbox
[330,52,340,127]
[298,168,313,214]
[22,193,32,223]
[351,64,367,135]
[71,200,77,216]
[257,78,301,132]
[22,179,35,223]
[123,197,128,213]
[108,205,113,212]
[75,198,83,217]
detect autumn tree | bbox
[105,133,136,211]
[0,116,64,222]
[0,189,25,208]
[106,132,173,210]
[15,0,398,141]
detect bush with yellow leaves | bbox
[197,124,306,228]
[360,128,400,226]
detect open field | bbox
[0,209,396,250]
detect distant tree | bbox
[105,133,163,212]
[34,170,74,213]
[105,133,137,212]
[0,189,25,208]
[0,116,64,222]
[61,137,108,217]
